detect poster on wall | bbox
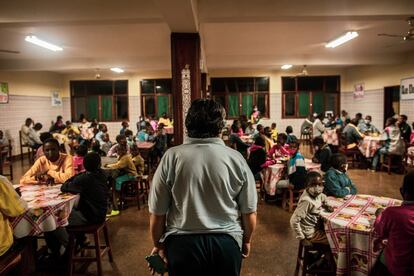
[400,77,414,100]
[0,82,9,104]
[51,91,62,106]
[353,83,364,99]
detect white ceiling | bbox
[0,0,413,73]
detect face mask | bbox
[308,186,323,196]
[341,163,348,173]
[365,120,371,124]
[253,108,258,112]
[314,146,319,151]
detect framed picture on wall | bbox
[353,83,364,99]
[0,82,9,104]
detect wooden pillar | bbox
[171,33,201,145]
[201,73,207,99]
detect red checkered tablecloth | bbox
[358,136,381,158]
[11,184,79,238]
[262,159,321,196]
[323,129,339,146]
[136,141,155,150]
[164,127,174,135]
[321,195,401,276]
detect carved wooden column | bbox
[171,33,201,145]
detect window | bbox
[140,79,172,118]
[210,77,270,119]
[282,76,340,118]
[70,80,129,122]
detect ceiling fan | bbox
[377,16,414,42]
[0,49,20,54]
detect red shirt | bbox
[73,155,85,175]
[374,202,414,276]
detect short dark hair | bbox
[286,126,293,134]
[185,99,226,138]
[402,171,414,197]
[83,152,101,172]
[356,113,362,118]
[40,132,53,143]
[312,136,325,146]
[290,140,300,148]
[116,134,126,143]
[254,135,265,147]
[365,115,372,120]
[65,120,72,125]
[98,124,106,131]
[277,133,287,142]
[400,114,407,120]
[43,138,60,149]
[386,117,397,126]
[305,171,322,188]
[256,124,263,131]
[75,144,88,157]
[231,124,239,133]
[330,153,347,170]
[350,118,359,126]
[33,123,43,131]
[57,115,63,120]
[124,129,133,137]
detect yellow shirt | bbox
[61,125,80,136]
[158,117,172,127]
[271,128,278,141]
[20,153,74,185]
[263,135,274,153]
[132,155,145,176]
[107,154,138,177]
[0,176,27,256]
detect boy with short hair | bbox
[290,171,332,244]
[130,144,145,176]
[286,125,297,144]
[105,146,138,192]
[312,137,332,172]
[107,134,130,157]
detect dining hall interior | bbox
[0,0,414,275]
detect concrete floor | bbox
[8,145,408,276]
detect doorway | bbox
[383,86,400,127]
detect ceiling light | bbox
[325,31,359,48]
[281,64,292,70]
[156,86,161,89]
[25,35,63,51]
[110,67,124,73]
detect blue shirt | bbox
[324,168,357,198]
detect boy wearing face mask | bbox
[358,115,379,134]
[290,172,332,245]
[323,153,357,198]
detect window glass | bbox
[144,96,156,118]
[256,77,269,92]
[114,80,128,95]
[213,95,226,109]
[325,93,338,114]
[155,79,172,94]
[298,91,310,117]
[87,96,99,121]
[312,91,324,115]
[241,95,253,116]
[116,96,129,120]
[72,82,85,97]
[228,95,239,117]
[141,80,155,94]
[73,97,86,121]
[101,96,113,121]
[226,78,237,93]
[157,95,169,118]
[282,77,296,91]
[211,79,226,93]
[284,93,295,117]
[237,78,254,92]
[256,94,267,115]
[325,76,339,92]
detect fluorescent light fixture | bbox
[110,67,124,73]
[325,31,359,48]
[156,85,161,89]
[25,35,63,51]
[281,64,292,70]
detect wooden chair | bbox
[119,176,146,210]
[338,134,363,168]
[282,185,305,212]
[0,249,22,275]
[0,139,13,180]
[19,130,34,163]
[255,178,265,201]
[381,153,405,175]
[300,129,312,145]
[67,220,113,276]
[294,240,336,276]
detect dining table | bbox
[240,135,254,144]
[358,135,381,158]
[262,158,321,196]
[12,184,79,239]
[323,129,339,146]
[164,126,174,135]
[321,194,401,276]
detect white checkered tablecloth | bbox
[358,136,381,158]
[323,129,339,146]
[321,195,401,276]
[11,184,79,238]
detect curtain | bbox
[228,95,239,117]
[101,96,113,121]
[157,95,169,118]
[298,91,310,117]
[87,96,99,121]
[312,91,324,115]
[242,95,253,116]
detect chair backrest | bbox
[19,130,23,145]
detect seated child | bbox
[268,133,291,159]
[247,136,267,180]
[290,172,332,244]
[107,134,130,157]
[244,122,256,136]
[229,124,250,156]
[373,171,414,276]
[312,137,332,172]
[286,126,297,144]
[270,123,278,142]
[35,132,53,161]
[275,140,307,191]
[324,153,357,198]
[61,152,108,226]
[73,144,87,175]
[105,146,138,192]
[152,123,167,159]
[124,129,135,148]
[130,144,145,176]
[91,140,107,157]
[20,138,73,185]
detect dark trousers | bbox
[165,234,242,276]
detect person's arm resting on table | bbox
[325,171,351,198]
[0,176,27,217]
[47,156,73,184]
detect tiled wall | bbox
[341,89,384,129]
[0,95,71,156]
